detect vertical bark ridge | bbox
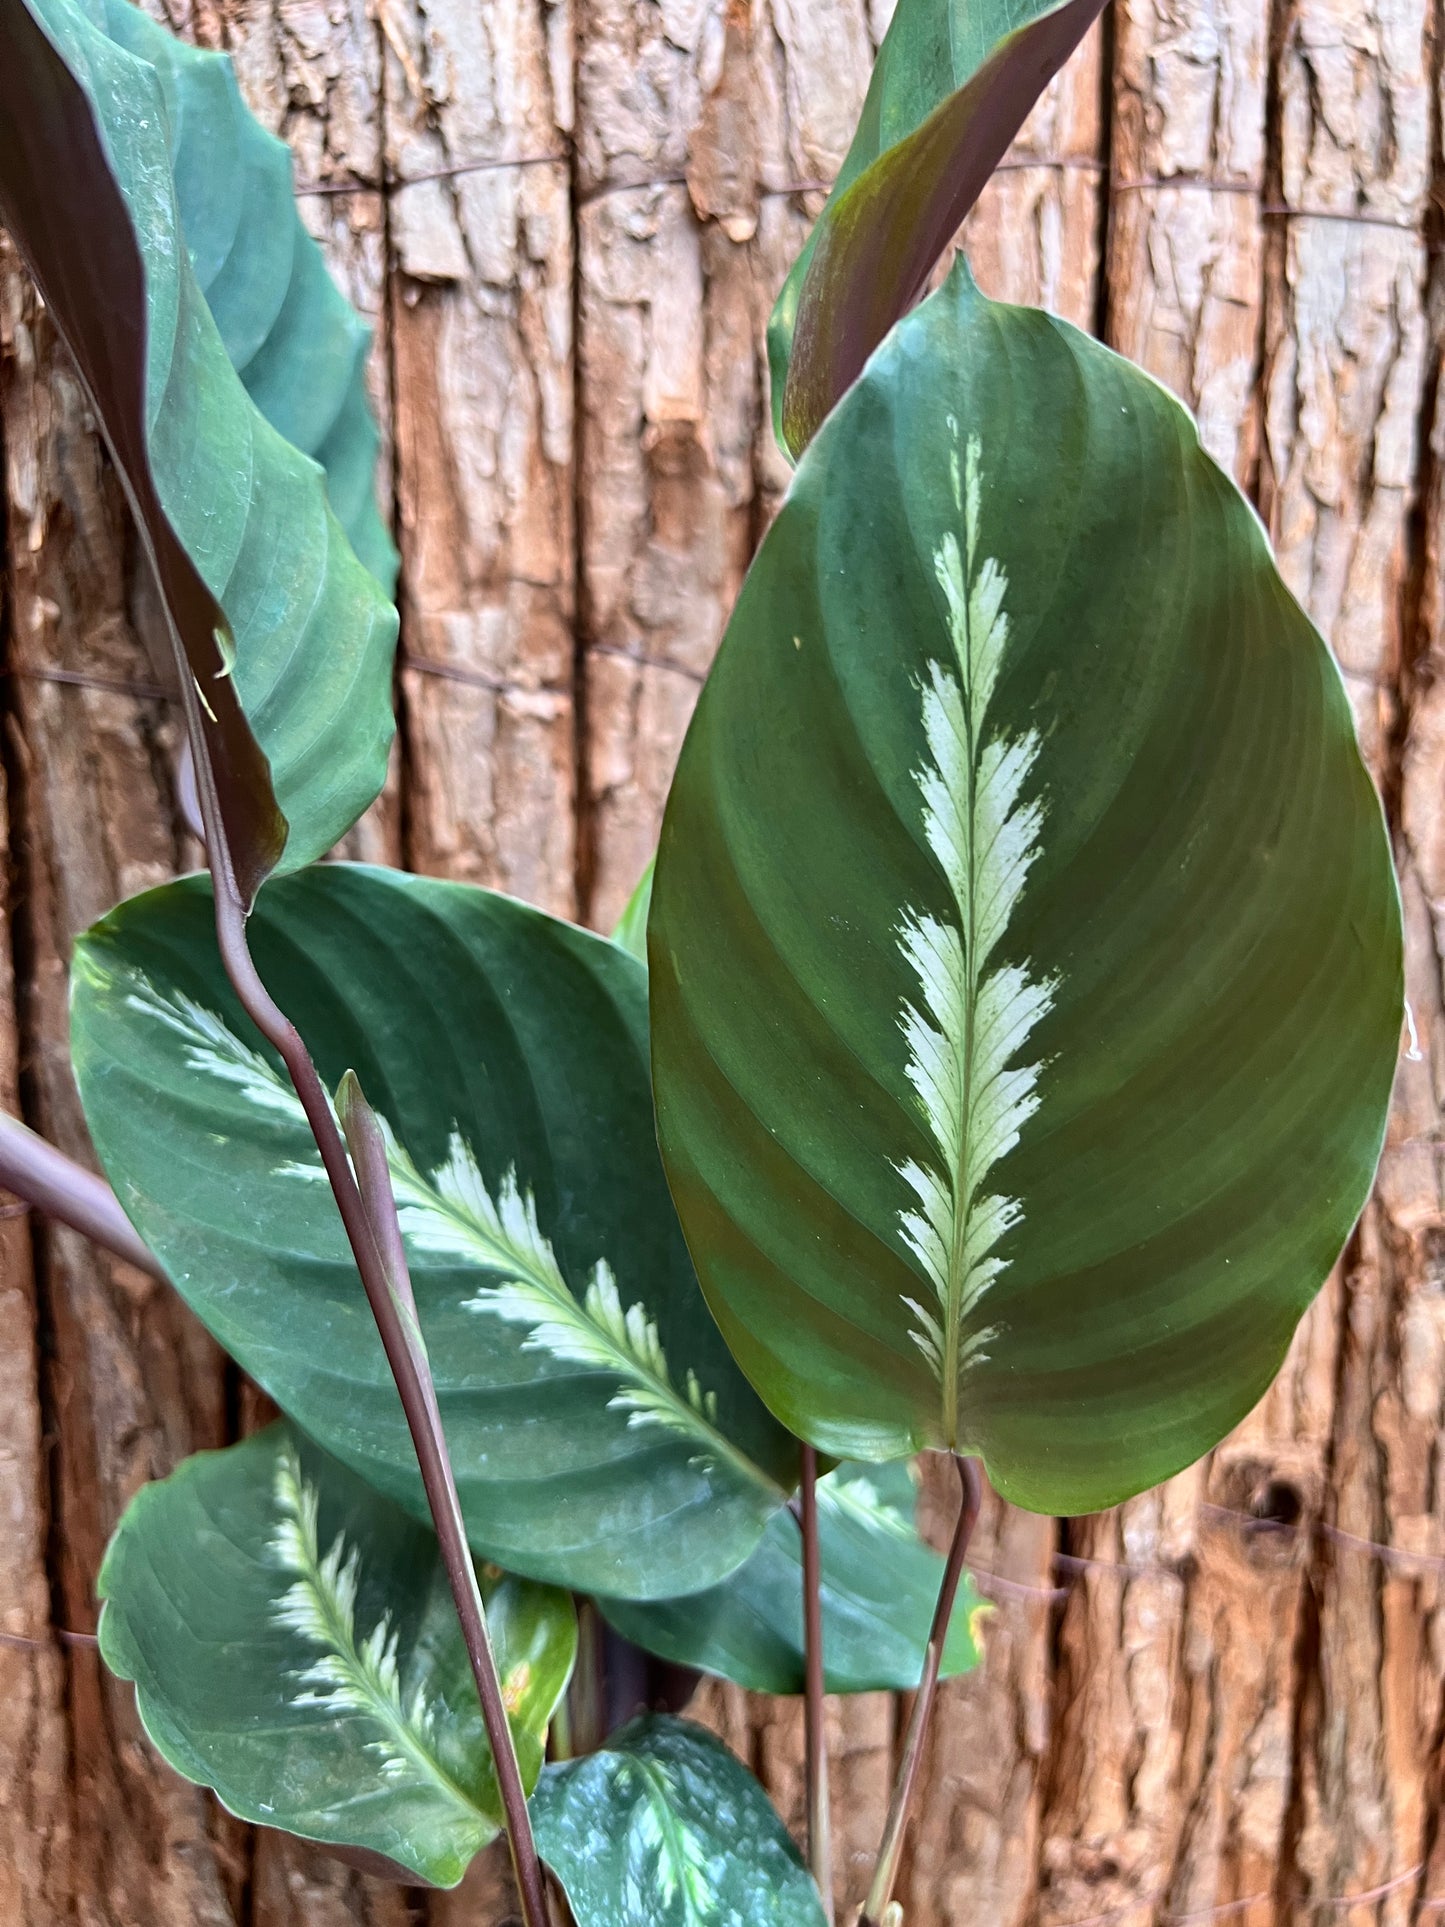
[0,237,72,1927]
[0,241,237,1927]
[385,0,578,915]
[1265,4,1436,1913]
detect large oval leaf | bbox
[0,0,397,884]
[598,1460,985,1695]
[531,1715,826,1927]
[651,264,1403,1514]
[98,1423,575,1888]
[72,866,796,1597]
[105,0,398,590]
[768,0,1108,458]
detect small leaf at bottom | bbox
[531,1714,826,1926]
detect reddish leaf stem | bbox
[186,714,552,1927]
[861,1453,981,1926]
[0,1109,159,1276]
[796,1445,834,1921]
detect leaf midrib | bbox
[940,547,983,1438]
[280,1507,489,1823]
[420,1172,787,1503]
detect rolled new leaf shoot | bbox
[613,859,656,965]
[769,0,1109,456]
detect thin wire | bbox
[13,1505,1445,1924]
[402,646,706,693]
[1030,1863,1428,1925]
[5,663,174,703]
[399,652,509,697]
[962,1498,1445,1609]
[291,150,1443,247]
[0,1626,98,1649]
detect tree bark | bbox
[2,0,1443,1921]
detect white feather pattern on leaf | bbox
[895,429,1055,1422]
[120,978,733,1466]
[268,1441,442,1786]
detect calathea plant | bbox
[0,0,1402,1922]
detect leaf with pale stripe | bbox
[651,263,1403,1512]
[72,864,796,1597]
[98,1424,575,1887]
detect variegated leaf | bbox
[71,866,797,1598]
[98,1424,575,1887]
[650,263,1402,1511]
[531,1716,826,1927]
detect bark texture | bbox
[1,0,1443,1922]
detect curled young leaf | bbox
[531,1715,827,1927]
[613,859,656,965]
[599,1460,986,1696]
[71,866,797,1599]
[98,1424,575,1888]
[0,0,397,889]
[769,0,1108,459]
[651,264,1403,1515]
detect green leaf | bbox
[613,859,656,964]
[98,1423,575,1888]
[651,264,1403,1516]
[769,0,1107,459]
[0,0,397,886]
[598,1460,986,1695]
[105,0,398,590]
[71,865,797,1598]
[531,1715,827,1927]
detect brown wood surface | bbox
[1,0,1443,1921]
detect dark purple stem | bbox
[335,1075,549,1926]
[184,704,552,1927]
[0,1109,159,1276]
[797,1444,834,1922]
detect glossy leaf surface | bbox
[531,1715,826,1927]
[72,865,796,1597]
[0,0,397,887]
[599,1460,985,1695]
[99,1423,575,1887]
[652,266,1403,1514]
[108,0,397,589]
[769,0,1107,459]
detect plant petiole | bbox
[860,1453,981,1926]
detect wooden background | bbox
[2,0,1444,1920]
